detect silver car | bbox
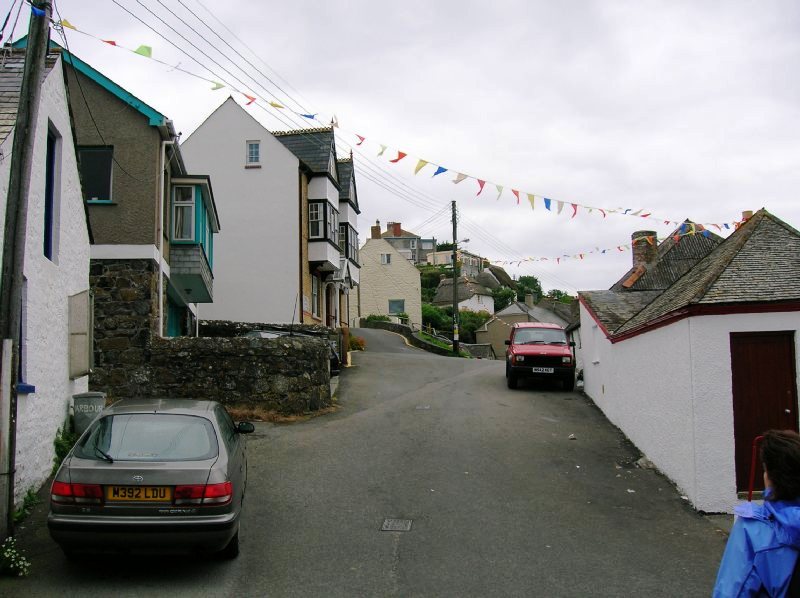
[48,398,254,559]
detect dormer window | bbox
[173,186,195,241]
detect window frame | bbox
[309,202,323,239]
[44,125,61,261]
[172,185,196,242]
[380,253,391,265]
[246,140,261,167]
[388,299,405,315]
[311,276,320,318]
[77,146,114,203]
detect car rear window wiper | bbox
[94,446,114,463]
[522,340,545,344]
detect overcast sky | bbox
[11,0,800,293]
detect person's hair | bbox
[761,429,800,501]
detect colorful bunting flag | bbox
[300,113,317,119]
[414,159,428,174]
[103,40,118,46]
[453,173,467,184]
[476,179,486,196]
[134,45,152,58]
[269,101,285,109]
[557,201,564,215]
[331,115,339,128]
[571,203,578,218]
[211,81,224,90]
[389,151,407,163]
[244,94,256,105]
[59,19,77,30]
[31,5,46,17]
[355,135,365,146]
[432,166,447,177]
[512,189,520,204]
[495,185,503,200]
[527,194,535,210]
[544,198,552,211]
[377,145,387,157]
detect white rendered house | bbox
[579,212,800,513]
[0,50,91,502]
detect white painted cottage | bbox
[579,211,800,513]
[355,235,422,328]
[0,50,91,502]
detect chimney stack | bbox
[392,222,402,236]
[631,230,658,267]
[524,293,534,308]
[742,210,753,221]
[371,220,381,240]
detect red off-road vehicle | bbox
[504,322,576,391]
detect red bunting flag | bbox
[103,40,117,46]
[571,203,578,218]
[355,135,365,146]
[476,179,486,196]
[641,213,651,218]
[512,189,520,204]
[599,209,606,218]
[389,151,407,163]
[244,94,256,105]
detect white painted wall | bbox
[460,294,494,314]
[308,177,338,202]
[357,239,422,327]
[181,98,301,324]
[339,201,357,226]
[580,302,800,513]
[0,58,90,502]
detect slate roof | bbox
[0,50,58,144]
[336,157,360,213]
[272,127,338,179]
[610,221,724,292]
[381,226,419,239]
[487,265,514,288]
[432,277,493,305]
[581,209,800,339]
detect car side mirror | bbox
[236,421,255,434]
[504,339,511,345]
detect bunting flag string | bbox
[490,226,715,267]
[57,17,738,232]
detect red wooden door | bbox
[731,331,798,491]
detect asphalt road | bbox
[2,327,727,597]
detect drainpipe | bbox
[158,137,176,337]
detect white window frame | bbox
[328,203,339,244]
[173,185,195,241]
[311,276,320,317]
[246,140,260,165]
[309,203,323,239]
[381,253,391,265]
[388,299,405,314]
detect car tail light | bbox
[51,481,103,505]
[174,482,232,506]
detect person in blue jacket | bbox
[713,429,800,597]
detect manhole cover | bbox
[415,405,431,410]
[381,518,412,532]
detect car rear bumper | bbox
[48,511,239,554]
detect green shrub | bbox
[422,303,450,332]
[349,335,366,351]
[365,314,390,323]
[52,425,78,475]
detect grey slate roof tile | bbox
[0,50,57,144]
[272,127,339,181]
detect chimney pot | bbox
[742,210,754,221]
[370,222,381,240]
[631,230,658,267]
[525,293,534,308]
[392,222,402,236]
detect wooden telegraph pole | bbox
[0,0,52,537]
[451,200,459,356]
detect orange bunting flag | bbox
[527,194,535,210]
[673,235,681,242]
[453,173,468,184]
[59,19,77,30]
[355,135,365,146]
[414,159,428,174]
[512,189,520,204]
[389,151,407,163]
[571,203,578,218]
[244,94,256,105]
[269,101,285,109]
[495,185,503,199]
[377,145,387,157]
[103,40,117,46]
[211,81,224,90]
[476,180,486,196]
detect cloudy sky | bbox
[11,0,800,292]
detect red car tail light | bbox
[174,482,232,506]
[51,481,103,505]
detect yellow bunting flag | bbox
[59,19,77,30]
[269,101,285,109]
[134,45,152,58]
[414,159,428,175]
[211,81,224,90]
[527,194,535,210]
[453,173,468,184]
[495,185,503,199]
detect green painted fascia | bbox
[12,36,165,127]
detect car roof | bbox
[103,398,219,416]
[512,322,564,330]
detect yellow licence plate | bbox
[106,486,172,502]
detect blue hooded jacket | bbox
[713,491,800,597]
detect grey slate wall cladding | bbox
[89,261,330,413]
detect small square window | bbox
[381,253,391,265]
[388,299,405,314]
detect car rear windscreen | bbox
[75,414,219,462]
